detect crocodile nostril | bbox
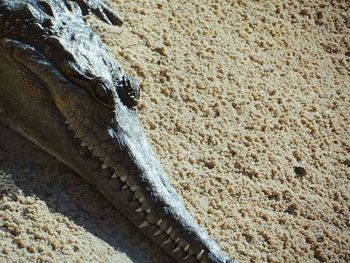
[117,75,141,109]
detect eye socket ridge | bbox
[60,66,114,109]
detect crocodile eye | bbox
[117,75,140,109]
[94,84,112,107]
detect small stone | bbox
[293,166,307,178]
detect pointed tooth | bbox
[156,219,162,226]
[184,244,190,252]
[81,142,86,147]
[175,237,180,244]
[101,164,107,169]
[65,121,68,124]
[166,226,173,235]
[163,238,171,245]
[196,250,204,260]
[138,221,150,228]
[130,185,138,192]
[172,246,180,253]
[183,254,190,260]
[120,175,128,182]
[134,207,143,213]
[153,229,162,237]
[111,174,117,179]
[146,209,151,213]
[122,184,128,190]
[68,126,72,130]
[138,197,144,203]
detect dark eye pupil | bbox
[95,84,107,98]
[93,84,113,108]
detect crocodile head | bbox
[0,1,235,262]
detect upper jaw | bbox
[60,97,233,262]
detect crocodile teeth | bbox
[156,219,162,226]
[101,164,107,169]
[138,197,144,203]
[153,229,162,236]
[166,226,173,235]
[81,142,86,147]
[196,250,204,260]
[146,209,151,213]
[122,184,128,190]
[111,174,117,179]
[183,254,190,260]
[163,238,171,245]
[138,221,150,228]
[134,207,143,213]
[130,185,138,192]
[120,175,128,182]
[184,244,190,252]
[175,237,180,244]
[172,246,180,253]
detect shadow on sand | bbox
[0,122,174,263]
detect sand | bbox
[0,0,349,262]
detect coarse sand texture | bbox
[0,0,349,263]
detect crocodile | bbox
[0,1,235,262]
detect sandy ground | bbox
[1,0,349,262]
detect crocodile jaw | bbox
[48,66,233,263]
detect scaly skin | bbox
[0,1,235,262]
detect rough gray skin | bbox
[0,1,235,262]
